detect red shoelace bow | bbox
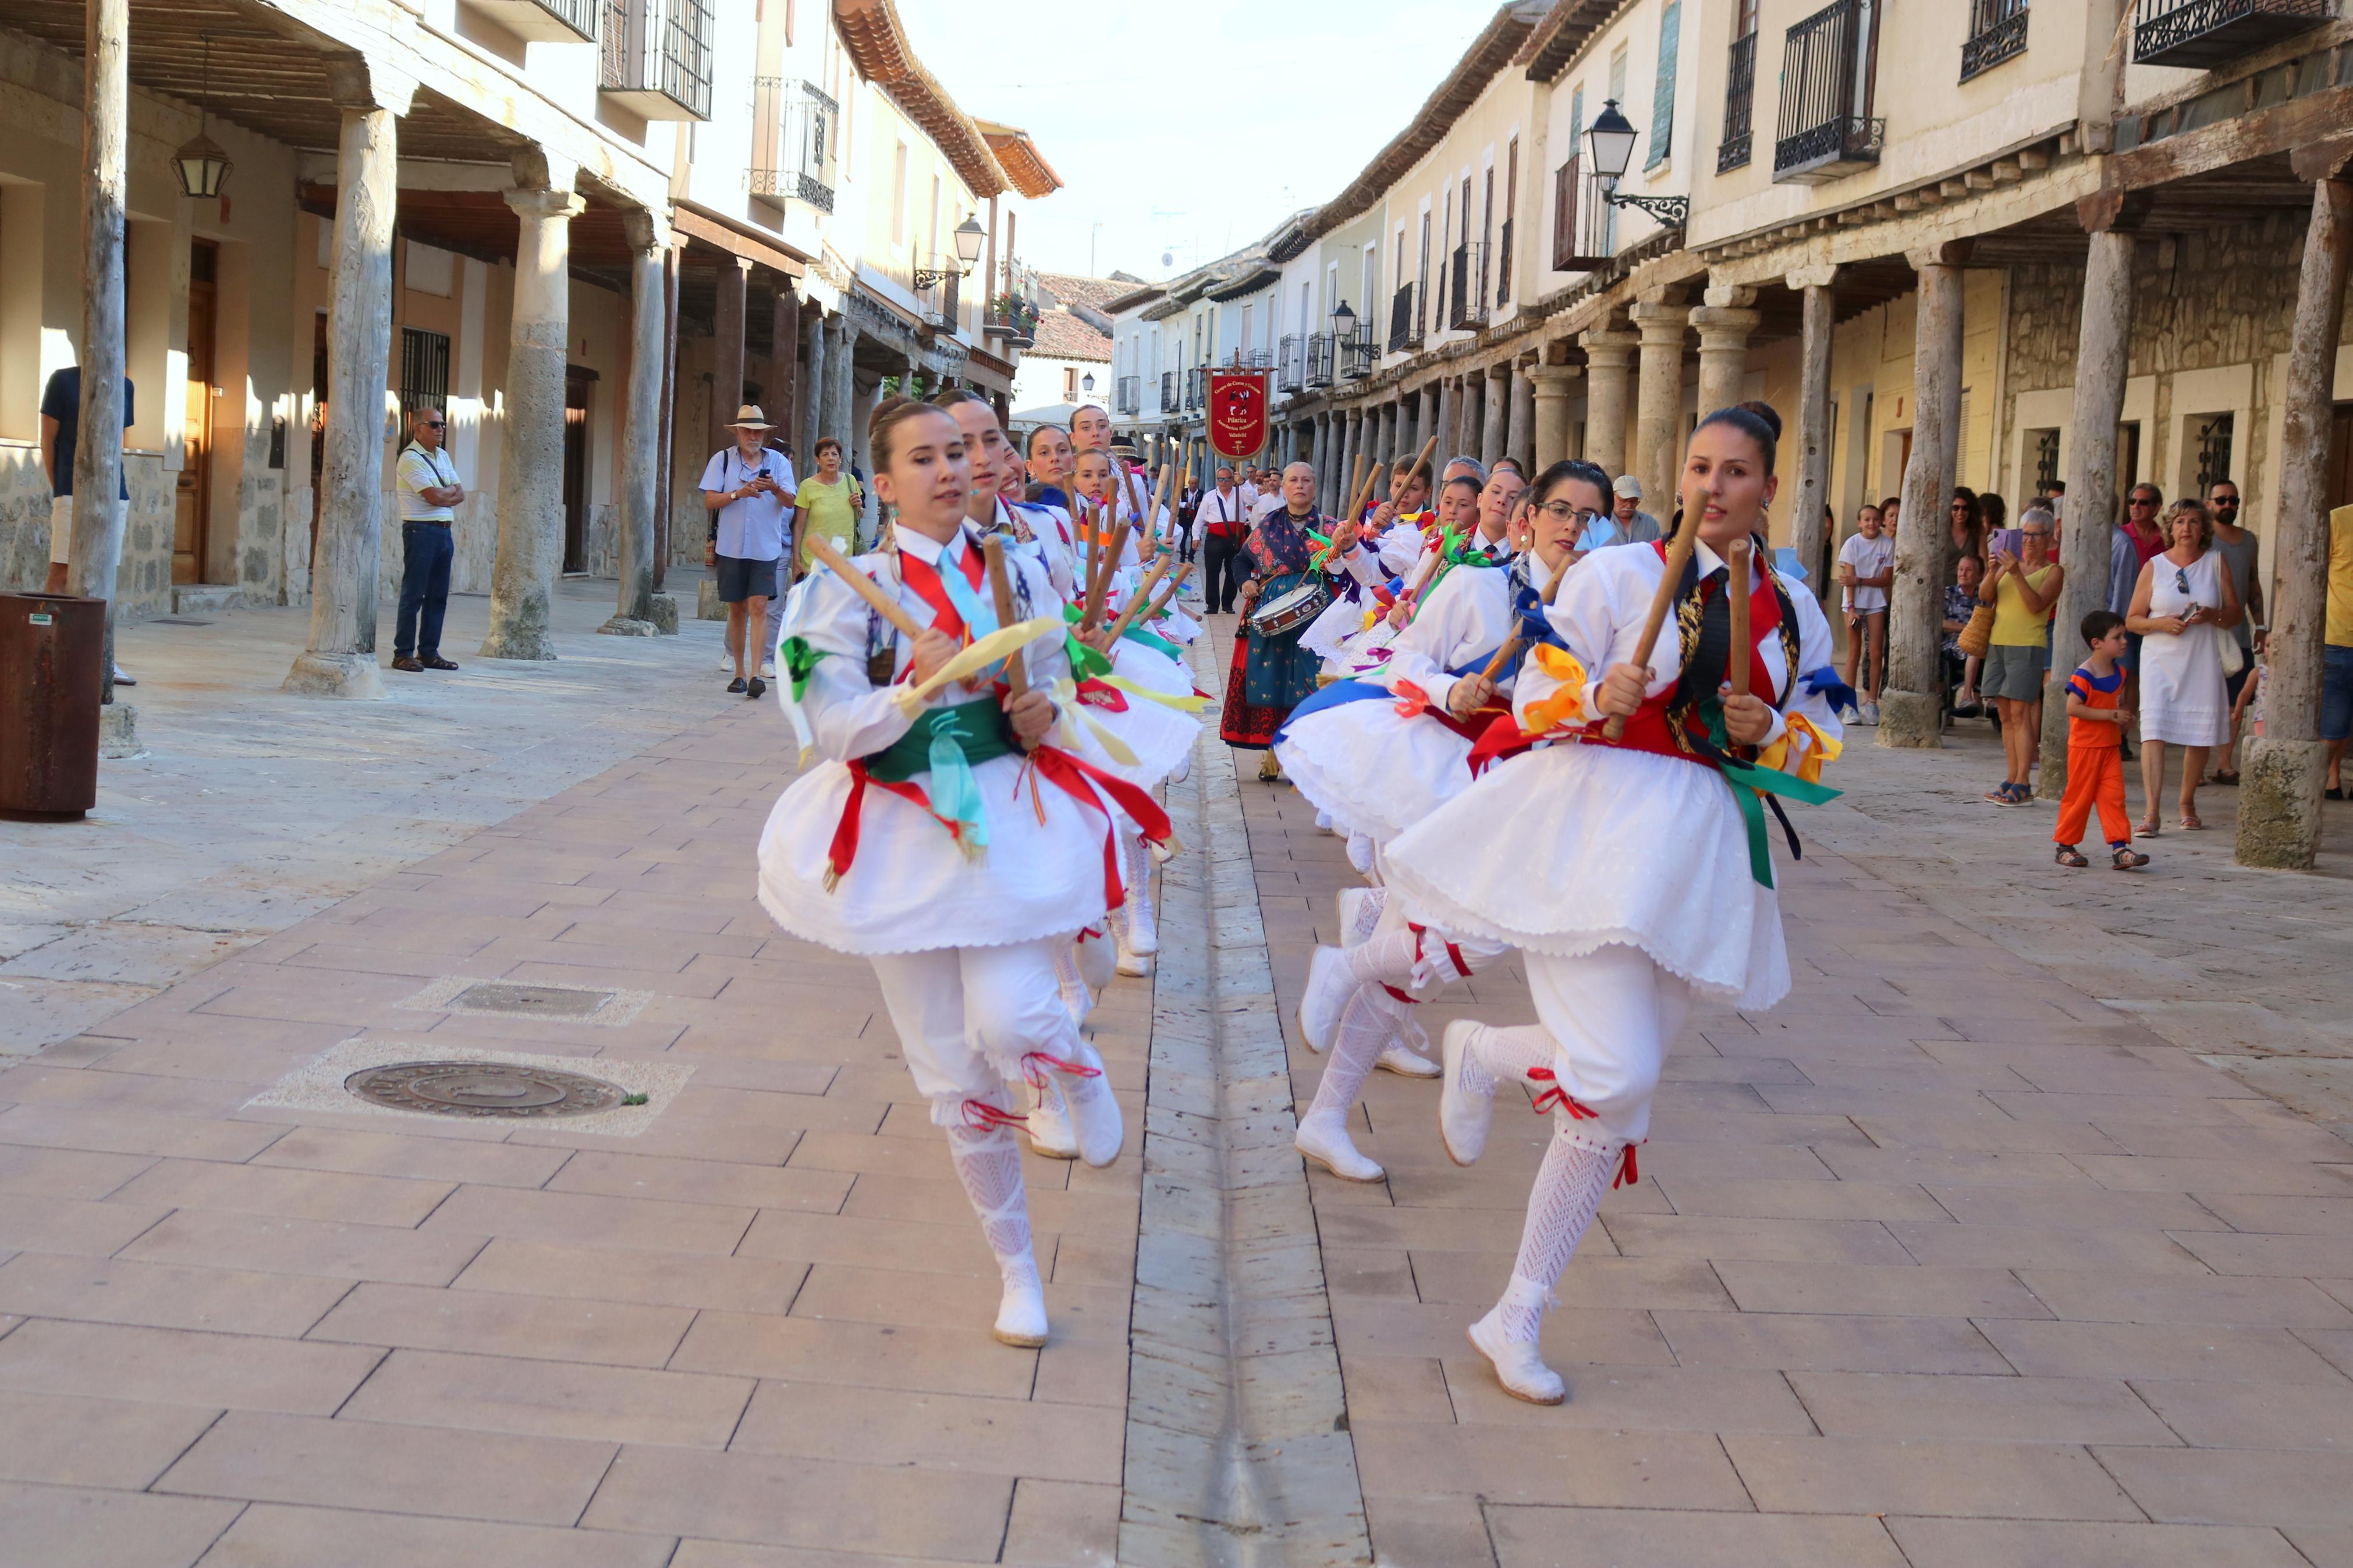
[1020,1051,1102,1090]
[960,1099,1029,1133]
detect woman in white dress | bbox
[2128,499,2241,834]
[1382,407,1843,1405]
[761,397,1165,1347]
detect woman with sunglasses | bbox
[1381,407,1843,1405]
[1271,460,1602,1183]
[2127,499,2241,833]
[1980,509,2064,804]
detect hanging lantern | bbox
[173,35,232,200]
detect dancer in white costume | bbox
[1383,406,1844,1403]
[760,398,1168,1347]
[1275,462,1589,1181]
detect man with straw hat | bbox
[699,404,796,699]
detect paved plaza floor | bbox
[0,592,2348,1566]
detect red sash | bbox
[1576,541,1786,759]
[897,542,987,639]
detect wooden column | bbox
[1787,266,1839,607]
[712,257,749,451]
[605,209,666,633]
[1880,242,1969,749]
[771,279,801,456]
[68,0,128,701]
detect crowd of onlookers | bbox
[1830,469,2353,863]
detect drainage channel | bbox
[1119,629,1372,1568]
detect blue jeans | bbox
[396,521,453,660]
[2323,643,2353,744]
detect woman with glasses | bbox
[1980,509,2064,804]
[1272,459,1602,1185]
[2127,499,2241,833]
[1381,407,1842,1405]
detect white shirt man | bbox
[698,405,797,696]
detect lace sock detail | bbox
[946,1117,1038,1289]
[1342,929,1421,990]
[1305,982,1407,1125]
[1052,940,1092,1021]
[1474,1024,1557,1090]
[1496,1128,1615,1343]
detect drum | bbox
[1248,581,1330,637]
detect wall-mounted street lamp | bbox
[1329,299,1357,340]
[1585,99,1687,228]
[915,215,987,289]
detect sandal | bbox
[2328,786,2346,801]
[2112,845,2150,870]
[1983,783,2024,805]
[2054,844,2089,868]
[2177,814,2204,831]
[2210,770,2240,786]
[2137,816,2162,837]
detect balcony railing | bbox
[1160,371,1180,414]
[1960,0,2031,79]
[2132,0,2332,66]
[1719,31,1758,172]
[1387,285,1412,353]
[1304,333,1334,388]
[459,0,597,44]
[750,77,837,213]
[1339,326,1377,381]
[1184,367,1207,412]
[1495,218,1513,305]
[601,0,713,120]
[1774,0,1883,184]
[1277,335,1304,392]
[1115,375,1141,416]
[1447,243,1486,330]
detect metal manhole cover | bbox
[449,981,615,1019]
[345,1060,626,1119]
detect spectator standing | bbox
[789,436,861,581]
[1942,550,1985,713]
[2326,502,2353,799]
[1607,474,1663,545]
[1981,508,2064,803]
[2053,610,2148,870]
[391,407,464,673]
[2205,478,2264,784]
[1176,478,1201,564]
[1195,465,1250,613]
[699,404,794,699]
[1836,503,1894,723]
[1949,488,1983,567]
[38,364,137,684]
[2128,499,2240,833]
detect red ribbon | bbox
[960,1098,1028,1132]
[826,760,967,888]
[1615,1144,1641,1189]
[1391,681,1433,720]
[1075,679,1130,712]
[1020,1051,1103,1090]
[1464,712,1536,777]
[1527,1068,1598,1121]
[1025,745,1173,908]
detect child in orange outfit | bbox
[2056,610,2150,871]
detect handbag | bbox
[1957,600,1996,659]
[2219,630,2245,678]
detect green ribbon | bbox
[1694,701,1841,888]
[779,635,832,702]
[864,698,1016,784]
[1060,601,1180,669]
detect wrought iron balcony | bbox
[1961,0,2031,79]
[1387,285,1412,353]
[1447,243,1487,331]
[750,77,838,213]
[2132,0,2333,67]
[461,0,597,44]
[1340,326,1377,381]
[1305,333,1334,388]
[1277,335,1304,392]
[1160,371,1180,414]
[1719,31,1757,172]
[1184,367,1207,412]
[1774,0,1883,184]
[600,0,713,120]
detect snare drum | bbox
[1248,581,1330,638]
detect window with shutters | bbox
[1498,137,1517,304]
[1552,155,1580,270]
[1648,1,1680,169]
[1415,212,1432,343]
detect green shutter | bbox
[1647,1,1680,170]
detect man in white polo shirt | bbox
[392,406,464,673]
[698,404,794,699]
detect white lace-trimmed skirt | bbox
[1380,742,1790,1009]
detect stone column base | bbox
[98,703,144,759]
[2235,735,2327,869]
[282,651,386,699]
[648,595,679,634]
[1873,688,1943,749]
[477,625,556,662]
[697,579,726,621]
[598,616,658,637]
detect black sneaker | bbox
[747,677,766,699]
[726,676,748,694]
[393,656,425,673]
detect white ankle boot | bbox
[1468,1303,1565,1403]
[1335,885,1386,948]
[993,1253,1049,1348]
[1294,1108,1385,1182]
[1296,945,1353,1054]
[1025,1080,1079,1160]
[1377,1014,1439,1077]
[1438,1021,1500,1165]
[1031,1043,1123,1167]
[1122,863,1159,957]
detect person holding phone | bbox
[2128,499,2240,833]
[700,405,795,698]
[1980,507,2064,804]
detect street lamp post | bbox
[1584,99,1688,229]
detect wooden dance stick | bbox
[1467,550,1574,691]
[1108,562,1193,644]
[1117,553,1176,628]
[1727,538,1752,699]
[1397,435,1440,495]
[1083,519,1133,631]
[1141,461,1173,560]
[1601,522,1702,741]
[981,536,1035,752]
[802,534,926,641]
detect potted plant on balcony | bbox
[988,293,1039,349]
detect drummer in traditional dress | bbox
[1380,406,1843,1405]
[760,396,1172,1347]
[1274,460,1593,1181]
[1225,463,1331,780]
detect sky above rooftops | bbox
[900,1,1492,283]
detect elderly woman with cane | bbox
[1382,406,1844,1405]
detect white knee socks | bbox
[945,1118,1039,1295]
[1303,981,1408,1128]
[1495,1126,1616,1343]
[1464,1023,1556,1095]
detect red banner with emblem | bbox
[1206,371,1270,461]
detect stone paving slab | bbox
[1227,608,2353,1566]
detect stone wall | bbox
[0,443,175,614]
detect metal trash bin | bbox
[0,593,105,820]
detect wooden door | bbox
[562,369,592,574]
[173,240,218,585]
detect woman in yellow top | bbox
[1980,508,2064,805]
[789,436,865,580]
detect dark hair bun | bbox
[1734,399,1784,442]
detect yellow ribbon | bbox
[1098,674,1209,713]
[1756,712,1842,784]
[1049,677,1141,767]
[889,617,1066,719]
[1516,644,1589,737]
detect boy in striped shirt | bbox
[2055,610,2150,870]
